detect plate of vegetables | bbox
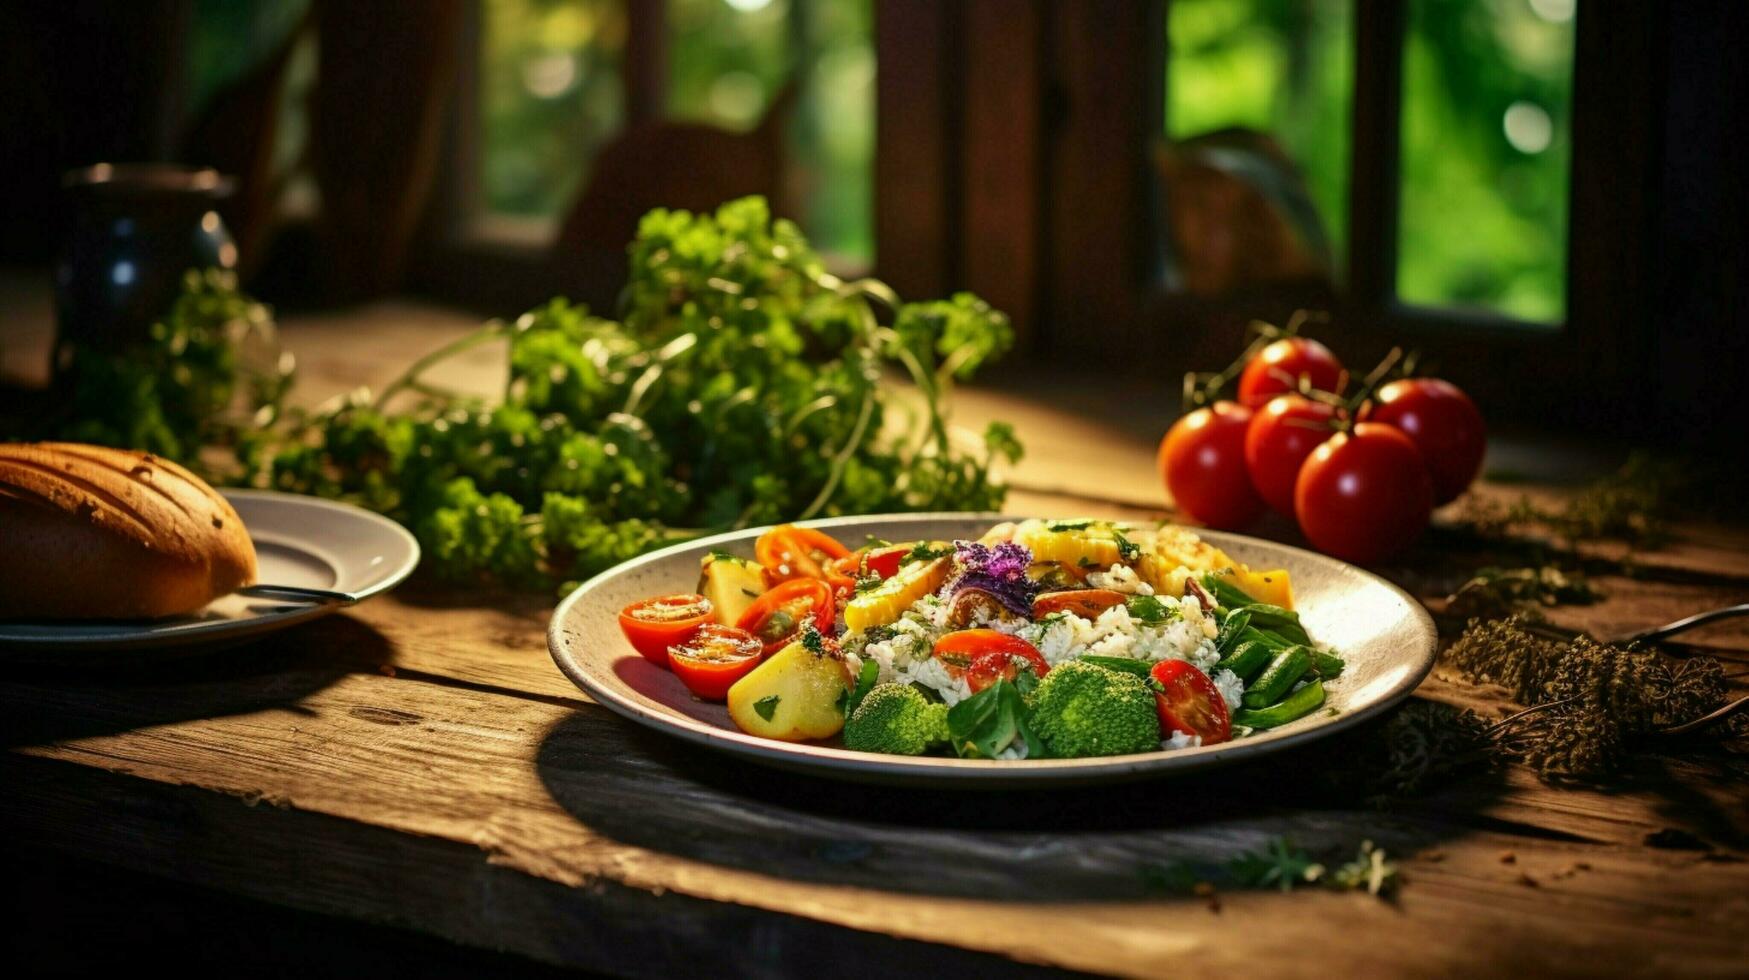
[547,515,1436,786]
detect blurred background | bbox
[0,0,1743,440]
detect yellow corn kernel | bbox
[843,558,950,632]
[1012,518,1143,569]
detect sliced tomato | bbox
[1149,660,1232,745]
[933,629,1050,688]
[668,625,765,701]
[755,524,852,584]
[824,544,912,594]
[618,593,713,667]
[735,578,835,654]
[1031,589,1128,620]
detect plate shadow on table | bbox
[534,702,1510,902]
[0,613,393,748]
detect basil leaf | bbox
[753,695,781,721]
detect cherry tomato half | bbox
[736,578,835,654]
[668,625,765,701]
[1294,422,1433,564]
[1361,377,1486,505]
[1244,394,1340,516]
[619,593,713,667]
[933,630,1050,691]
[824,544,911,594]
[1150,660,1231,745]
[1159,400,1265,529]
[755,524,851,584]
[1237,337,1348,407]
[1031,589,1128,620]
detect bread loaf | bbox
[0,443,257,619]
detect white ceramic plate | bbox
[548,514,1437,787]
[0,489,419,654]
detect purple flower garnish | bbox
[947,540,1036,617]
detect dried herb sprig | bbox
[1444,616,1747,782]
[1444,565,1601,621]
[1139,837,1401,899]
[1457,452,1706,548]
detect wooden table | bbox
[4,297,1747,977]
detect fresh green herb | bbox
[1113,529,1140,563]
[905,542,954,564]
[704,549,739,563]
[1123,594,1173,624]
[753,695,781,721]
[10,269,293,471]
[861,624,899,644]
[853,574,884,594]
[798,622,826,656]
[34,198,1021,591]
[1046,519,1095,532]
[945,678,1043,759]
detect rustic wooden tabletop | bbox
[3,299,1746,977]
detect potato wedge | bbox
[697,552,768,626]
[726,640,850,741]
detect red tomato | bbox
[1237,337,1348,407]
[755,524,851,584]
[1149,660,1232,745]
[1031,589,1128,620]
[618,593,713,667]
[824,544,911,594]
[735,578,835,654]
[1294,423,1433,563]
[1361,378,1486,505]
[933,630,1050,690]
[1244,394,1340,516]
[668,625,765,701]
[1159,401,1265,529]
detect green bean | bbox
[1233,680,1326,730]
[1239,625,1291,651]
[1241,604,1311,646]
[1242,646,1312,708]
[1215,639,1273,682]
[1309,649,1345,679]
[1201,572,1256,610]
[1215,609,1252,655]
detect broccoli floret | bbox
[844,684,950,755]
[1028,660,1160,758]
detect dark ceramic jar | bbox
[53,163,238,372]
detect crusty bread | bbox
[0,443,257,619]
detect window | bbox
[1160,0,1575,325]
[1396,0,1575,323]
[479,0,627,226]
[469,0,872,264]
[1165,0,1354,267]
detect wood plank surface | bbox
[4,294,1748,976]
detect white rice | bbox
[1162,730,1203,750]
[1086,563,1154,595]
[1019,594,1219,671]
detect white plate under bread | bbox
[0,444,419,652]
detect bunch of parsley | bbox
[253,197,1021,588]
